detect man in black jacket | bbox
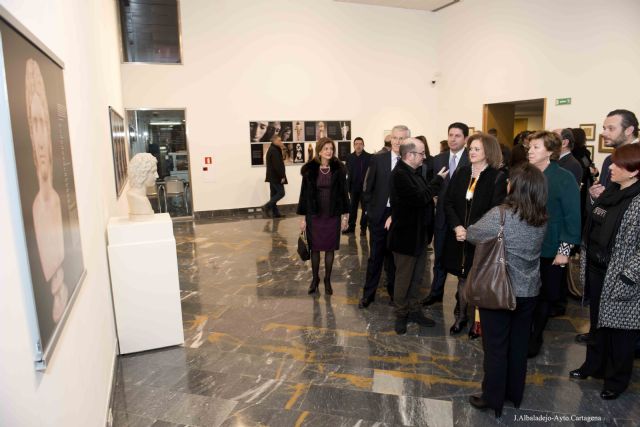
[423,122,470,306]
[262,135,288,218]
[556,128,584,185]
[344,137,371,235]
[358,125,408,308]
[389,137,447,334]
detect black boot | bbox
[395,316,408,335]
[309,251,320,295]
[308,277,320,294]
[323,251,334,295]
[324,278,333,295]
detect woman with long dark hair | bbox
[297,138,350,295]
[465,164,548,417]
[444,133,507,337]
[569,143,640,400]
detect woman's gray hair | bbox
[129,153,157,188]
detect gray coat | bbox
[580,194,640,330]
[466,206,547,298]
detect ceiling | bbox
[334,0,460,12]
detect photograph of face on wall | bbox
[109,107,128,197]
[1,17,86,367]
[249,120,351,166]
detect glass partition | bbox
[126,109,191,218]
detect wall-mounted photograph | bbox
[1,16,86,368]
[580,123,596,141]
[292,121,305,142]
[338,141,351,161]
[109,107,128,197]
[250,119,352,166]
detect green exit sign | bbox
[556,97,572,106]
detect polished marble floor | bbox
[110,216,640,426]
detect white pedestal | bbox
[107,213,184,354]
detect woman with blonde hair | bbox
[297,138,350,295]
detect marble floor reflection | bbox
[110,216,640,426]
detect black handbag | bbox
[297,230,310,261]
[463,207,516,310]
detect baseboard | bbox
[193,203,298,221]
[104,342,118,427]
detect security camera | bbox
[431,72,441,86]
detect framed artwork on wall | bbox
[598,134,614,153]
[0,11,86,370]
[109,107,128,197]
[249,120,351,167]
[580,123,596,141]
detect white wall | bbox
[121,0,440,212]
[0,0,125,425]
[434,0,640,168]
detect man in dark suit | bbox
[389,137,447,334]
[556,128,584,185]
[359,125,408,308]
[344,137,372,235]
[262,135,288,218]
[422,122,470,306]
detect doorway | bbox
[483,98,546,147]
[126,108,192,218]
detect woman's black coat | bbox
[443,165,507,277]
[296,158,350,247]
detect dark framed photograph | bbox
[598,134,614,153]
[1,13,86,369]
[250,143,265,166]
[109,107,128,197]
[580,123,596,141]
[338,141,351,161]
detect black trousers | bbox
[529,257,563,349]
[585,264,606,340]
[429,225,448,298]
[362,208,395,301]
[348,189,368,230]
[583,327,640,392]
[480,296,537,410]
[581,264,640,392]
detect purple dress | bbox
[311,168,340,251]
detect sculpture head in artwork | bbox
[127,153,158,219]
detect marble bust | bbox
[127,153,158,221]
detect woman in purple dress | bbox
[297,137,350,295]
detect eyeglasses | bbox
[410,151,426,157]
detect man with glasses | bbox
[359,125,408,308]
[388,137,448,333]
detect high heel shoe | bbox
[324,278,333,295]
[308,277,320,295]
[468,321,482,339]
[449,319,468,335]
[469,395,501,418]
